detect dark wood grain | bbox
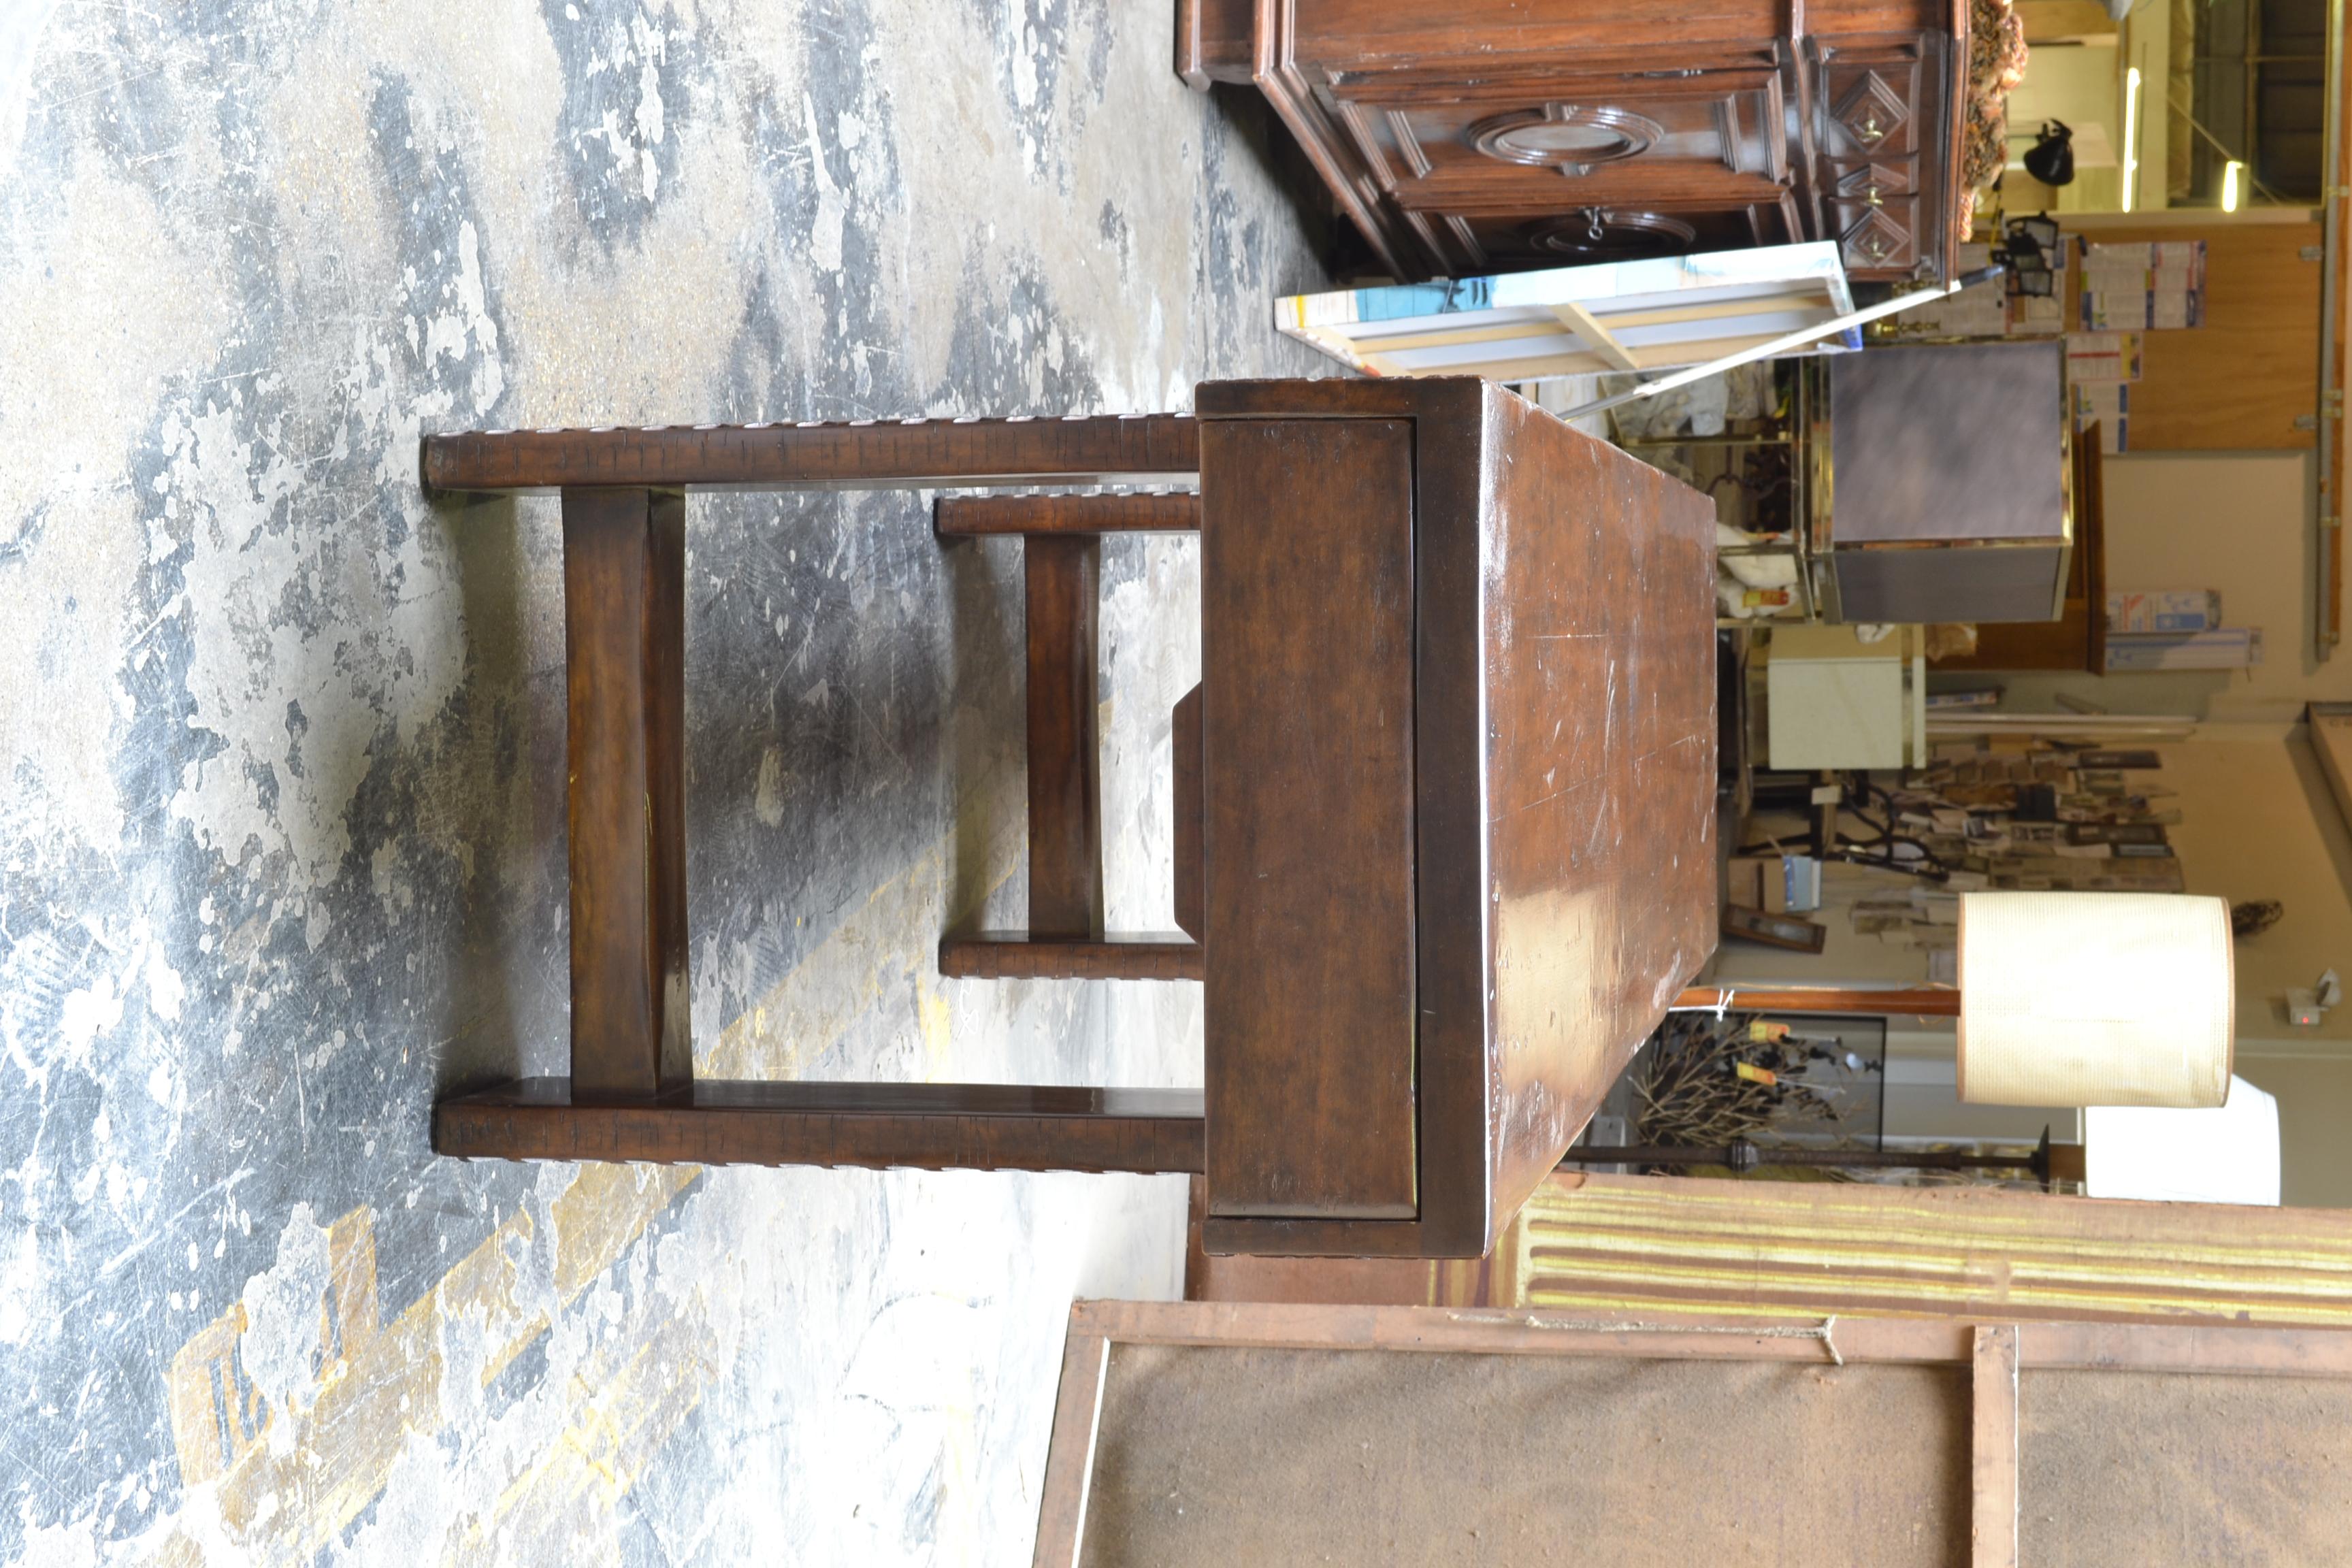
[1202,413,1420,1223]
[938,933,1205,981]
[564,488,691,1099]
[1196,378,1716,1259]
[428,378,1716,1261]
[433,1078,1205,1171]
[1026,535,1104,938]
[1172,683,1203,943]
[423,416,1200,494]
[934,492,1200,536]
[1176,0,1256,88]
[1224,0,1965,284]
[1447,380,1716,1246]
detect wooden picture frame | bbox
[1032,1300,2352,1568]
[1722,903,1828,953]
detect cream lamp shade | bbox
[1957,892,2234,1109]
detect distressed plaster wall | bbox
[0,0,1328,1560]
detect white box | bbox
[1766,625,1925,769]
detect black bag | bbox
[2023,120,2076,187]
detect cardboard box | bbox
[2106,590,2221,634]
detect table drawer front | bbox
[1202,416,1420,1220]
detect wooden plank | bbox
[1624,329,1794,371]
[1172,684,1203,943]
[1548,299,1639,371]
[1673,983,1963,1015]
[563,488,691,1098]
[1342,318,1581,355]
[1599,288,1836,329]
[934,493,1199,535]
[1972,1325,2021,1568]
[431,1079,1207,1171]
[1365,347,1609,380]
[1027,536,1103,938]
[1030,1326,1112,1568]
[938,933,1203,981]
[422,415,1201,493]
[1075,1300,2352,1379]
[2019,1321,2352,1379]
[1200,415,1420,1222]
[1075,1298,1970,1365]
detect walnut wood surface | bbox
[938,934,1204,981]
[1202,412,1420,1223]
[429,378,1715,1262]
[423,416,1200,493]
[1171,684,1203,943]
[1196,378,1717,1258]
[1026,536,1106,938]
[935,493,1200,536]
[432,1078,1207,1171]
[564,488,691,1098]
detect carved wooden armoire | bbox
[1179,0,1970,286]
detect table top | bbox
[1196,378,1719,1257]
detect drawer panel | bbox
[1828,193,1921,272]
[1822,59,1923,157]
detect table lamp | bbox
[1958,892,2234,1109]
[1676,892,2237,1112]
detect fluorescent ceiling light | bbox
[2222,159,2244,212]
[2122,66,2142,212]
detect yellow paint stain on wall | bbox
[153,819,1026,1562]
[458,1286,716,1562]
[155,1163,696,1565]
[917,973,955,1080]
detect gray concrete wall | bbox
[0,0,1327,1559]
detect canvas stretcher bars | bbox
[1276,242,1860,384]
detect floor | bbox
[0,1,1330,1561]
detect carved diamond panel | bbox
[1831,72,1909,152]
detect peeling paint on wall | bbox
[0,0,1326,1559]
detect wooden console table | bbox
[1178,0,1969,286]
[425,378,1718,1258]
